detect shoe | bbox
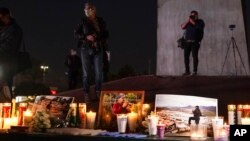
[182,72,191,76]
[192,72,197,76]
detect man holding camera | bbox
[181,10,205,76]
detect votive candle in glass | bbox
[3,103,11,118]
[86,111,96,129]
[117,114,128,133]
[227,104,236,125]
[237,105,243,125]
[18,103,27,126]
[23,110,33,126]
[78,103,87,128]
[128,112,138,132]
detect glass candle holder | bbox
[157,123,166,138]
[3,103,11,118]
[147,114,159,136]
[78,103,87,128]
[23,110,33,126]
[190,124,207,141]
[86,111,96,129]
[227,104,236,125]
[117,114,128,133]
[128,112,138,132]
[18,103,27,126]
[237,105,243,125]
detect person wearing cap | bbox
[74,2,109,103]
[0,7,23,100]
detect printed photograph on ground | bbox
[155,94,218,136]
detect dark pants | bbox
[188,116,200,124]
[68,70,79,90]
[184,42,200,73]
[80,47,103,94]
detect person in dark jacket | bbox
[181,10,205,76]
[0,7,23,100]
[74,2,109,103]
[65,48,82,90]
[188,106,202,125]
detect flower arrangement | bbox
[30,111,51,132]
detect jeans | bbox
[184,42,200,73]
[80,47,103,94]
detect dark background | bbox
[1,0,250,90]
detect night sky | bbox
[1,0,250,89]
[0,0,157,76]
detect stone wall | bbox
[157,0,250,75]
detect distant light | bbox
[51,90,57,95]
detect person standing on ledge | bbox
[0,7,23,100]
[64,48,82,90]
[74,2,109,103]
[181,10,205,76]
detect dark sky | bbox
[0,0,157,78]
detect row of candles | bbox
[228,104,250,125]
[0,100,33,129]
[69,103,151,131]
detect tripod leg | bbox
[232,41,237,75]
[232,38,248,75]
[221,39,232,75]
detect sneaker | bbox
[182,72,191,76]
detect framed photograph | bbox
[98,91,145,131]
[32,95,74,120]
[155,94,218,136]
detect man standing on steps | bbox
[181,10,205,76]
[74,2,109,103]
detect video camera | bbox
[229,24,236,30]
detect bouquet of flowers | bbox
[30,111,51,132]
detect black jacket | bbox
[0,19,23,72]
[74,16,109,52]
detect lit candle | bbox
[11,99,16,118]
[237,105,243,124]
[3,103,11,118]
[86,111,96,129]
[227,104,236,125]
[243,105,250,117]
[241,117,250,125]
[117,114,128,133]
[142,104,150,117]
[3,118,12,129]
[70,103,77,127]
[190,124,207,141]
[23,110,33,126]
[128,112,138,132]
[147,114,159,136]
[11,116,18,126]
[78,103,87,128]
[18,103,27,126]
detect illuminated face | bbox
[70,49,77,56]
[84,5,95,17]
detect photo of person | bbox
[111,93,131,114]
